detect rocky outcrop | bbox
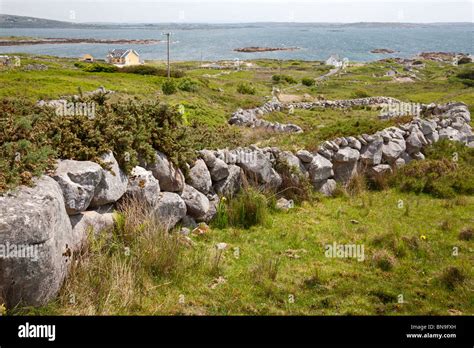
[181,185,210,219]
[0,176,73,307]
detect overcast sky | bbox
[1,0,473,23]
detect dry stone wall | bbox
[0,98,472,307]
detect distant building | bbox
[325,55,349,68]
[106,49,141,67]
[80,54,94,62]
[0,55,21,67]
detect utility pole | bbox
[162,32,171,78]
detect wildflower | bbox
[420,235,427,241]
[0,303,6,316]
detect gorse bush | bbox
[0,97,194,192]
[74,62,118,73]
[237,82,256,95]
[0,99,56,191]
[121,65,186,78]
[351,88,371,98]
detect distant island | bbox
[371,48,397,54]
[0,37,161,46]
[234,46,300,53]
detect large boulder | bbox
[313,178,337,196]
[69,205,115,250]
[308,154,333,183]
[360,137,383,166]
[333,148,360,183]
[180,185,210,219]
[125,166,160,206]
[90,152,128,208]
[197,195,220,223]
[187,159,212,194]
[152,192,187,229]
[146,151,185,193]
[0,176,73,307]
[382,139,406,164]
[237,150,282,190]
[213,165,243,197]
[209,158,230,182]
[295,150,314,163]
[438,127,463,142]
[51,159,103,215]
[405,127,427,154]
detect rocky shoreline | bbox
[234,46,300,53]
[0,37,161,46]
[0,97,472,307]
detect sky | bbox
[0,0,473,23]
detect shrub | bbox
[178,78,199,92]
[458,227,473,241]
[301,77,315,87]
[455,67,474,86]
[351,89,371,99]
[162,80,177,95]
[272,74,297,84]
[390,140,474,198]
[457,57,472,65]
[81,63,118,73]
[120,65,160,75]
[0,97,194,192]
[237,82,256,95]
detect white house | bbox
[325,55,349,68]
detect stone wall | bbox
[0,98,472,307]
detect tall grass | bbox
[213,187,270,229]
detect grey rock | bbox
[126,166,160,206]
[308,154,334,183]
[296,150,314,163]
[187,159,212,194]
[152,192,187,229]
[69,204,115,250]
[51,159,103,215]
[210,158,230,182]
[90,152,128,207]
[147,151,185,193]
[275,198,294,211]
[360,138,383,166]
[382,139,406,163]
[334,147,360,163]
[181,185,210,219]
[213,165,243,197]
[313,179,337,196]
[238,151,282,190]
[0,176,73,307]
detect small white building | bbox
[325,55,349,68]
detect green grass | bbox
[15,189,473,315]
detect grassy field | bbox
[16,188,473,316]
[2,53,473,316]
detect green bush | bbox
[301,77,315,87]
[178,78,199,92]
[162,80,177,95]
[0,98,194,192]
[81,63,118,73]
[455,67,474,86]
[272,74,297,84]
[351,88,371,99]
[120,65,161,75]
[237,82,256,95]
